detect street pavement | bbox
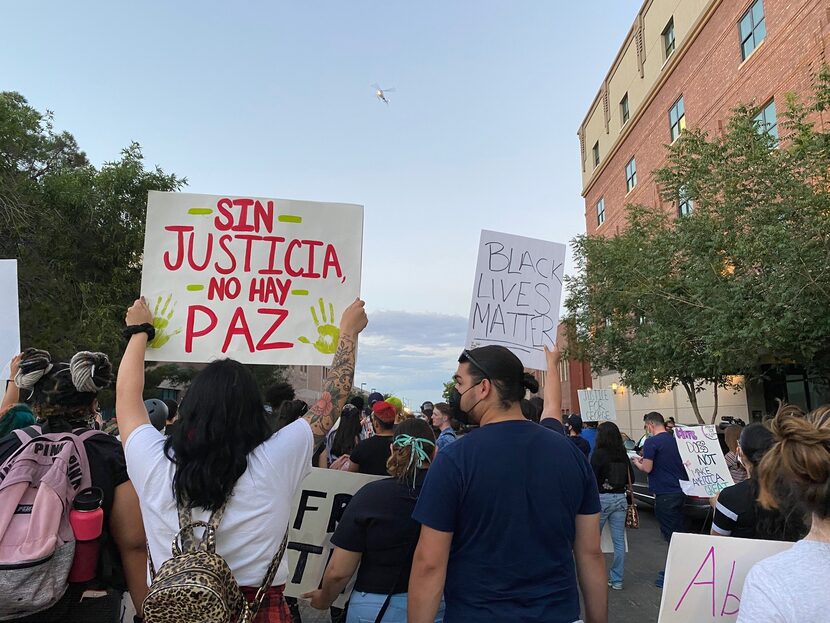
[298,506,675,622]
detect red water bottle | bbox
[68,487,104,583]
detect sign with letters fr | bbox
[465,230,566,370]
[285,468,382,607]
[140,191,363,365]
[658,533,792,622]
[674,425,733,498]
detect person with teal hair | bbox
[304,418,444,622]
[0,353,36,436]
[0,403,36,437]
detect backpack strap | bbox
[11,425,41,444]
[176,497,230,553]
[248,529,289,620]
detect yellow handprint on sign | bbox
[148,294,183,349]
[298,298,340,354]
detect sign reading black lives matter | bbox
[284,469,382,607]
[466,230,566,370]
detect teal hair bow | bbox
[392,434,436,472]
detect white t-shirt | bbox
[737,539,830,623]
[124,418,313,586]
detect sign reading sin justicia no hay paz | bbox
[140,191,363,366]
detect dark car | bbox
[625,425,731,532]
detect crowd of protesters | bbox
[0,299,828,623]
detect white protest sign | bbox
[140,191,363,365]
[465,230,566,370]
[674,425,733,497]
[577,389,617,421]
[0,261,20,379]
[285,468,382,607]
[658,533,792,622]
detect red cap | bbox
[372,400,397,424]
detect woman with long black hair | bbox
[590,420,634,590]
[116,296,367,622]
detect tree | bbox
[442,379,455,401]
[0,92,185,403]
[565,72,830,424]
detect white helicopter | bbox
[372,83,395,105]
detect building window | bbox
[592,141,600,167]
[625,157,637,192]
[740,0,766,60]
[596,198,605,226]
[679,187,694,216]
[663,18,676,60]
[620,93,630,125]
[754,99,778,142]
[559,360,569,383]
[300,365,308,374]
[669,96,686,142]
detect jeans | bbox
[599,493,627,585]
[346,591,444,623]
[654,493,686,544]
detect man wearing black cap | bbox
[409,345,606,623]
[566,414,591,457]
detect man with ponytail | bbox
[408,345,606,623]
[738,404,830,623]
[303,418,442,622]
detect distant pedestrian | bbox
[348,400,396,475]
[632,411,688,588]
[430,402,457,451]
[723,424,748,484]
[566,414,591,457]
[591,421,635,590]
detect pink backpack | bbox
[0,426,101,619]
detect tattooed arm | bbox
[304,299,368,448]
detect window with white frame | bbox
[596,197,606,226]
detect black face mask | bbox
[448,381,483,425]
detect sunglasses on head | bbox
[462,349,493,381]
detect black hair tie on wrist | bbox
[122,323,156,342]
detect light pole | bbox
[360,382,366,394]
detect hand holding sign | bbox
[126,297,153,327]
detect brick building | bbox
[576,0,830,436]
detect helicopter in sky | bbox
[372,84,395,105]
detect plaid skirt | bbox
[240,585,292,623]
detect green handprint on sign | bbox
[148,294,183,349]
[298,298,340,354]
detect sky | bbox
[3,0,641,408]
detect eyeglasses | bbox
[461,349,493,381]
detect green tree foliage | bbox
[442,378,455,401]
[565,73,830,424]
[0,92,184,364]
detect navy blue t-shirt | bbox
[642,431,687,494]
[413,419,600,623]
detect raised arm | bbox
[116,298,153,446]
[304,299,367,448]
[540,346,562,422]
[1,354,22,411]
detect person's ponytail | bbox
[757,405,830,519]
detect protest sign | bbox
[577,389,617,421]
[0,261,20,379]
[140,191,363,365]
[674,425,733,497]
[285,468,382,607]
[658,533,792,622]
[465,230,566,370]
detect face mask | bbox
[448,381,482,425]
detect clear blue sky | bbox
[3,0,641,407]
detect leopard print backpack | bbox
[143,500,288,623]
